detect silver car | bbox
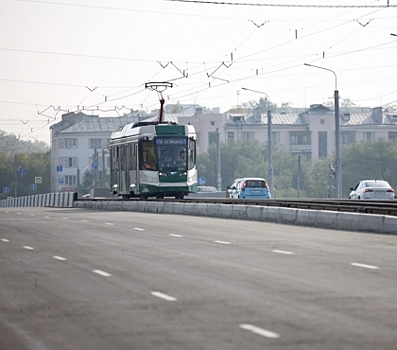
[349,180,395,200]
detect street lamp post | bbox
[304,63,342,198]
[241,87,274,196]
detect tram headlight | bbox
[179,172,187,177]
[159,172,168,177]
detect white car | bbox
[349,180,395,200]
[226,178,242,198]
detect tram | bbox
[109,121,198,199]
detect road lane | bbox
[1,208,397,350]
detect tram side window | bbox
[128,143,137,170]
[111,146,119,184]
[141,140,157,171]
[121,145,128,171]
[188,139,196,170]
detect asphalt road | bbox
[1,207,397,350]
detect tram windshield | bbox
[155,137,195,171]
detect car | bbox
[226,178,242,198]
[197,186,218,193]
[230,177,271,199]
[349,180,395,200]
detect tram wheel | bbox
[175,194,184,200]
[156,194,164,199]
[140,195,147,200]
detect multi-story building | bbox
[50,112,145,193]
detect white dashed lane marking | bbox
[169,234,183,238]
[81,220,89,222]
[93,270,112,277]
[134,228,145,231]
[23,246,34,250]
[214,240,231,245]
[151,291,177,301]
[351,263,379,270]
[62,217,69,220]
[105,223,114,226]
[53,256,67,261]
[1,239,10,242]
[272,250,294,255]
[240,324,280,339]
[44,216,51,219]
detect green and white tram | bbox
[110,121,197,199]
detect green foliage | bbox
[0,152,51,199]
[0,129,49,154]
[341,138,397,192]
[197,138,397,199]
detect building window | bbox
[211,121,215,126]
[61,138,77,149]
[227,132,235,142]
[388,132,397,141]
[320,119,325,124]
[90,138,102,149]
[290,132,311,145]
[272,131,280,144]
[363,132,375,141]
[242,131,255,141]
[65,175,76,186]
[340,131,356,144]
[62,157,78,168]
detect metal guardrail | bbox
[0,192,78,208]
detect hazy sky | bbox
[1,0,397,144]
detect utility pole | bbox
[267,110,274,197]
[297,154,301,198]
[304,63,342,198]
[13,154,18,198]
[241,87,274,196]
[216,128,222,191]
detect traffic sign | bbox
[19,168,26,176]
[35,177,42,184]
[92,162,98,170]
[58,178,64,184]
[198,177,206,185]
[30,184,37,190]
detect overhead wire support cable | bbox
[166,1,397,8]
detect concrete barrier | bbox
[71,200,397,235]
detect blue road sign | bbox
[56,165,63,172]
[30,184,37,190]
[19,168,26,175]
[3,186,9,193]
[198,177,206,185]
[92,162,98,170]
[58,178,64,184]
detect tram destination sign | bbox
[155,138,187,145]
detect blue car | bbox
[230,177,271,199]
